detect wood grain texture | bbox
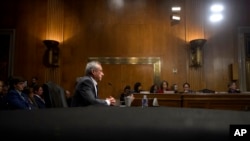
[1,0,250,98]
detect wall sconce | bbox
[189,39,207,68]
[43,40,60,67]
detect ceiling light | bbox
[210,4,224,12]
[171,15,181,21]
[209,14,223,22]
[171,6,181,12]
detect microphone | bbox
[108,82,114,97]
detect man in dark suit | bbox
[71,61,116,107]
[6,76,34,110]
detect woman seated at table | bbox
[227,81,241,93]
[120,85,134,105]
[182,82,193,93]
[150,83,159,93]
[157,80,169,93]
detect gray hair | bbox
[85,61,101,76]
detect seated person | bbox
[228,81,241,93]
[120,85,133,105]
[133,82,142,93]
[0,80,8,110]
[157,80,169,93]
[22,87,39,109]
[33,84,46,109]
[6,76,35,110]
[171,84,178,93]
[182,82,193,93]
[150,84,159,93]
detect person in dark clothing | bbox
[119,85,132,105]
[6,76,34,110]
[228,81,241,93]
[0,80,8,110]
[71,61,116,107]
[133,82,142,93]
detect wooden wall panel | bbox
[203,0,240,91]
[98,64,153,99]
[44,0,64,85]
[1,0,250,98]
[185,0,205,91]
[12,0,47,85]
[98,64,122,99]
[62,0,188,95]
[121,64,154,92]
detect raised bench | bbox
[131,93,250,111]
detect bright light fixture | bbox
[171,6,181,12]
[209,14,223,22]
[172,15,181,21]
[210,4,224,12]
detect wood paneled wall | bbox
[0,0,250,99]
[44,0,64,84]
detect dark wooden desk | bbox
[182,93,250,111]
[132,93,250,111]
[1,106,250,141]
[131,93,182,107]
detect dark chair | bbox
[42,81,68,108]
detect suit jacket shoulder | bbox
[71,76,107,107]
[6,90,31,110]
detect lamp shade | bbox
[43,40,59,48]
[190,39,207,49]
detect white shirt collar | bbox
[15,89,22,95]
[90,76,98,97]
[90,76,97,86]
